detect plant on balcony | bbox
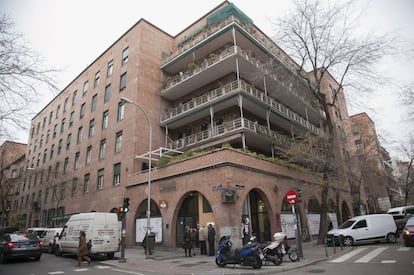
[187,62,197,71]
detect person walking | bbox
[198,225,207,255]
[183,226,192,257]
[77,231,91,266]
[207,224,216,256]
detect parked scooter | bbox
[215,236,264,269]
[273,232,299,262]
[248,235,282,266]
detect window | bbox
[117,101,124,121]
[56,105,60,118]
[74,152,80,170]
[94,71,100,87]
[69,111,75,127]
[80,103,86,118]
[71,177,78,196]
[54,161,60,177]
[42,117,46,129]
[354,139,362,150]
[83,174,90,193]
[60,118,65,133]
[353,220,367,229]
[49,111,53,125]
[91,94,97,111]
[83,81,88,96]
[88,119,95,137]
[53,124,57,139]
[39,135,43,148]
[107,60,113,77]
[77,126,83,143]
[58,139,62,154]
[99,139,106,159]
[43,149,47,163]
[122,47,129,65]
[66,133,72,150]
[104,84,111,102]
[86,146,92,165]
[64,97,69,112]
[115,131,122,153]
[120,72,127,91]
[113,163,121,186]
[46,130,50,144]
[50,144,55,159]
[63,157,69,174]
[102,110,109,129]
[97,169,104,190]
[72,90,77,105]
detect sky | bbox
[1,0,413,160]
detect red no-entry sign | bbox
[285,189,298,204]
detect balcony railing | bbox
[161,79,322,135]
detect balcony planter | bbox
[187,62,197,71]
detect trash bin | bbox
[147,232,155,251]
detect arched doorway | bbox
[136,199,161,243]
[176,192,214,248]
[243,189,270,243]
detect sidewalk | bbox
[103,240,351,275]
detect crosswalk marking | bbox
[330,248,368,263]
[96,265,112,269]
[381,260,396,263]
[355,247,388,263]
[74,268,89,272]
[48,272,64,275]
[111,268,145,275]
[397,247,410,251]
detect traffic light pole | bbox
[119,212,126,263]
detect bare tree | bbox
[400,83,414,126]
[0,14,57,139]
[396,135,414,205]
[273,0,398,243]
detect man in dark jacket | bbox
[207,224,216,256]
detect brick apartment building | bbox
[7,1,394,248]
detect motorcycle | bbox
[215,236,264,269]
[273,232,299,262]
[248,235,282,266]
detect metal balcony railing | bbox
[161,79,322,135]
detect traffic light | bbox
[119,207,124,213]
[123,197,130,213]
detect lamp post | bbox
[120,97,152,259]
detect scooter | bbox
[273,232,299,262]
[215,236,264,269]
[248,235,282,266]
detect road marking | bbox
[111,268,145,275]
[74,268,89,272]
[355,247,388,263]
[397,247,410,251]
[95,265,112,269]
[330,248,368,263]
[381,260,396,263]
[48,272,64,275]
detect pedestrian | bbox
[77,231,91,266]
[142,231,153,255]
[87,239,93,254]
[199,225,207,255]
[191,227,198,256]
[241,217,250,245]
[183,226,192,257]
[207,224,215,256]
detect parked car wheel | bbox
[342,236,354,246]
[386,233,396,243]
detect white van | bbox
[55,212,119,259]
[41,228,62,253]
[326,214,397,246]
[387,205,414,217]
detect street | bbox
[0,239,412,275]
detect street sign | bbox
[285,189,298,204]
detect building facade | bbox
[11,1,381,247]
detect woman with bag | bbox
[77,231,91,266]
[183,226,192,257]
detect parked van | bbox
[387,205,414,217]
[26,227,48,239]
[41,228,62,253]
[326,214,397,246]
[55,212,119,259]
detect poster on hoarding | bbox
[136,217,163,243]
[280,214,296,239]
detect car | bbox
[402,217,414,247]
[26,227,47,239]
[0,233,42,263]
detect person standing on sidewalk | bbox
[199,225,207,255]
[77,231,91,266]
[207,224,216,256]
[183,226,192,257]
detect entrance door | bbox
[176,192,199,247]
[248,190,270,242]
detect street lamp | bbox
[120,97,152,259]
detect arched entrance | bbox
[136,199,161,243]
[243,189,270,243]
[176,192,214,248]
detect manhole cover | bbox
[308,269,326,273]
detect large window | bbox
[107,60,113,77]
[69,111,75,127]
[104,84,111,102]
[77,126,83,143]
[94,71,100,87]
[60,118,65,133]
[97,169,104,190]
[102,110,109,129]
[88,119,95,137]
[99,139,106,159]
[120,72,127,91]
[86,146,92,165]
[66,133,72,150]
[113,163,121,186]
[80,103,86,118]
[117,101,124,121]
[83,174,90,193]
[74,152,80,170]
[115,131,122,153]
[72,90,77,105]
[63,157,69,174]
[122,47,129,65]
[83,81,88,96]
[91,94,97,111]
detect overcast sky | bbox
[2,0,413,159]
